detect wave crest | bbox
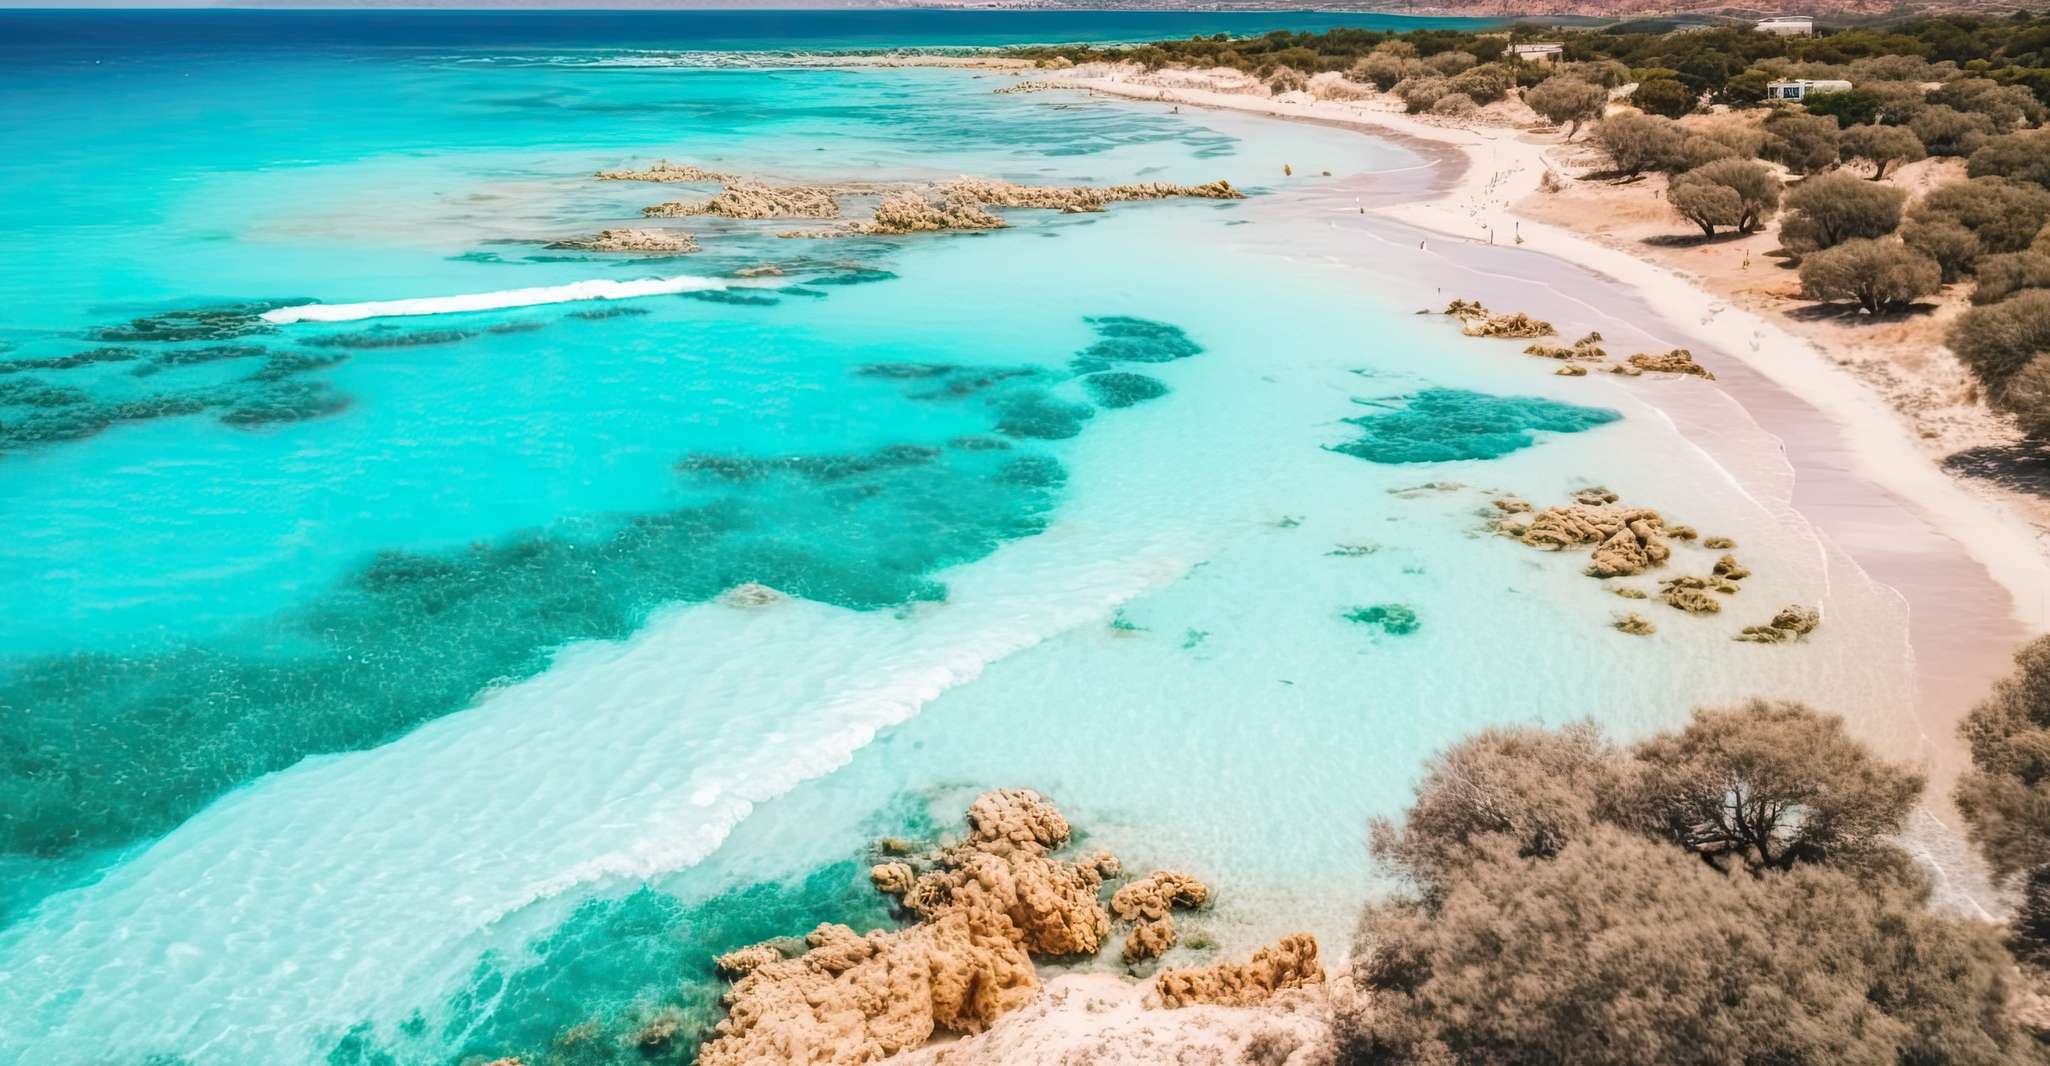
[261,275,737,324]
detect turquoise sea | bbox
[0,11,1925,1065]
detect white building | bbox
[1756,15,1815,36]
[1766,78,1852,101]
[1509,42,1565,64]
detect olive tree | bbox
[1593,112,1683,178]
[1839,123,1926,180]
[1778,172,1907,255]
[1797,239,1943,314]
[1669,159,1781,237]
[1524,76,1607,137]
[1449,63,1514,105]
[1340,705,2034,1066]
[1392,75,1453,114]
[1351,52,1420,90]
[1957,635,2050,954]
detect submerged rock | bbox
[1111,871,1210,963]
[722,582,785,608]
[595,159,732,183]
[1154,935,1325,1009]
[0,346,141,374]
[91,302,291,343]
[1504,500,1672,579]
[547,228,700,253]
[1736,604,1821,643]
[937,177,1242,213]
[1613,611,1657,635]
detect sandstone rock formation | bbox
[1154,935,1326,1009]
[546,228,700,253]
[1443,298,1489,320]
[595,160,732,183]
[1501,499,1672,579]
[1712,554,1750,581]
[1703,535,1736,549]
[993,80,1059,94]
[699,915,1039,1066]
[939,177,1242,213]
[1461,311,1556,339]
[700,789,1124,1066]
[1658,574,1737,614]
[1110,871,1210,963]
[1613,611,1656,635]
[861,192,1008,235]
[1555,364,1588,376]
[1627,348,1716,380]
[1736,604,1822,643]
[723,582,785,607]
[646,182,843,220]
[1524,331,1607,362]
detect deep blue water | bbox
[0,7,1499,58]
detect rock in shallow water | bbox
[1082,371,1170,409]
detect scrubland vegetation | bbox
[1023,15,2050,437]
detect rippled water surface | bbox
[0,13,1920,1065]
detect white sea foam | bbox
[260,275,738,324]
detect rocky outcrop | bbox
[1659,574,1737,614]
[723,582,785,607]
[647,182,843,220]
[864,192,1009,235]
[1627,348,1716,380]
[1613,611,1656,635]
[1736,604,1821,643]
[1711,554,1749,581]
[994,80,1060,94]
[1110,871,1210,963]
[1524,331,1607,362]
[1461,311,1556,339]
[546,228,700,253]
[1501,500,1672,579]
[595,160,732,183]
[699,915,1039,1066]
[1154,935,1326,1009]
[938,177,1242,213]
[701,790,1124,1066]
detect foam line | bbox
[260,275,736,324]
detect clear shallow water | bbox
[0,14,1919,1066]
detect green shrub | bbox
[1669,159,1781,236]
[1593,112,1683,177]
[1910,104,1997,157]
[1901,217,1982,283]
[1797,238,1941,313]
[1449,63,1514,104]
[1525,76,1608,136]
[1947,289,2050,392]
[1630,77,1696,118]
[1914,177,2050,255]
[1966,129,2050,189]
[1778,172,1907,254]
[1803,88,1882,126]
[1761,110,1842,175]
[1970,251,2050,305]
[1392,75,1453,114]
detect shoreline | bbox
[1026,64,2046,822]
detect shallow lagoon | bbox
[0,30,1919,1065]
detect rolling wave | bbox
[260,275,737,324]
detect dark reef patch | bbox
[0,379,91,409]
[324,796,932,1066]
[806,268,897,287]
[991,391,1093,440]
[244,350,349,383]
[1331,388,1621,464]
[131,345,270,376]
[217,381,352,427]
[0,347,141,374]
[1070,315,1202,373]
[1081,371,1169,409]
[685,289,781,307]
[568,306,653,321]
[0,442,1062,858]
[305,327,478,350]
[1346,603,1420,636]
[90,302,295,343]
